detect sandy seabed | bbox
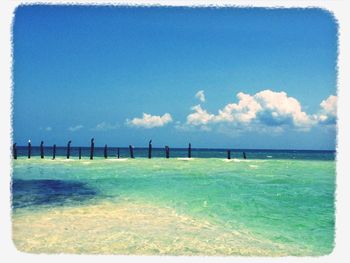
[12,200,298,255]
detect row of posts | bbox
[12,139,247,160]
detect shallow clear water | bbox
[11,153,335,255]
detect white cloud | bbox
[320,95,337,115]
[215,92,262,123]
[183,89,329,133]
[68,125,83,132]
[187,105,214,126]
[317,95,337,125]
[91,122,118,131]
[195,90,206,103]
[126,113,173,128]
[253,90,313,128]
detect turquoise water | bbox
[11,153,335,255]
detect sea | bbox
[11,147,335,255]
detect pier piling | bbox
[148,140,152,159]
[243,152,247,159]
[28,140,31,159]
[67,140,71,159]
[53,144,56,160]
[188,143,192,158]
[129,145,134,159]
[78,147,82,159]
[117,147,120,159]
[165,146,170,159]
[40,141,44,159]
[227,150,231,160]
[104,144,108,159]
[90,138,94,160]
[13,143,17,159]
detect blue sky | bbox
[12,6,337,149]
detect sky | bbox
[12,6,337,150]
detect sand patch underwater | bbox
[12,200,299,255]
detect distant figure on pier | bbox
[28,139,31,159]
[90,138,94,160]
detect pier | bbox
[12,140,249,160]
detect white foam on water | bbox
[177,158,195,161]
[108,158,128,162]
[57,159,75,162]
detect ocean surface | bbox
[11,149,335,255]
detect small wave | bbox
[108,158,128,162]
[57,159,75,162]
[177,158,195,161]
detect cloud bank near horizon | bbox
[126,89,336,135]
[180,90,337,134]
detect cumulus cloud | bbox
[195,90,206,103]
[126,113,173,128]
[184,89,332,133]
[187,105,214,126]
[68,125,83,132]
[91,122,118,131]
[317,95,337,125]
[254,90,313,128]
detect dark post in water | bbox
[67,140,72,159]
[129,145,134,159]
[53,144,56,160]
[104,144,108,159]
[227,150,231,160]
[188,143,192,158]
[117,147,120,159]
[243,152,247,159]
[165,146,170,159]
[28,140,31,159]
[13,143,17,160]
[90,138,94,160]
[78,147,82,159]
[148,140,152,159]
[40,141,44,159]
